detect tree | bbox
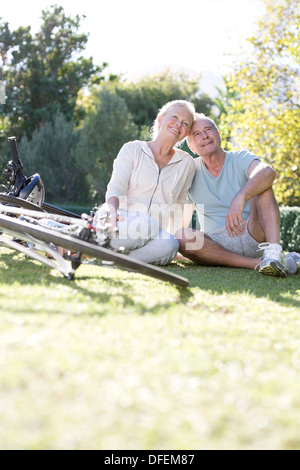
[111,68,215,133]
[0,4,107,140]
[76,85,140,203]
[213,76,239,148]
[19,113,89,203]
[220,0,300,206]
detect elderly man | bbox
[176,113,299,277]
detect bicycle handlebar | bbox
[3,136,27,192]
[7,136,23,169]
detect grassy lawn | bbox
[0,247,299,450]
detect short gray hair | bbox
[193,113,219,132]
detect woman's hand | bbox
[105,197,120,232]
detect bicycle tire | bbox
[0,213,189,287]
[42,202,81,218]
[0,193,81,218]
[0,194,45,211]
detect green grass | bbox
[0,248,299,450]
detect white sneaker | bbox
[285,252,300,274]
[257,243,286,277]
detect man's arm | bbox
[226,160,277,237]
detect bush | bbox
[280,206,300,252]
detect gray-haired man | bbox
[176,113,299,276]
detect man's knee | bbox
[248,187,280,243]
[255,187,279,209]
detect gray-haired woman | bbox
[103,100,196,265]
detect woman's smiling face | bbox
[158,105,193,142]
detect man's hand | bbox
[226,194,247,237]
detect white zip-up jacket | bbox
[106,140,196,234]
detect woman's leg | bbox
[129,231,179,265]
[109,212,159,251]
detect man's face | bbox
[188,118,221,157]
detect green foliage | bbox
[280,206,300,252]
[18,113,89,203]
[76,85,140,203]
[213,77,239,148]
[0,5,106,140]
[97,69,215,133]
[219,0,300,206]
[0,115,10,144]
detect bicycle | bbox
[0,137,189,287]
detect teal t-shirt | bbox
[189,150,260,234]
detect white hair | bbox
[150,100,196,141]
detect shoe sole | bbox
[259,261,286,278]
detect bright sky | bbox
[1,0,264,83]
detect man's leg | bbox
[247,188,280,244]
[247,188,286,277]
[176,228,260,270]
[176,188,281,272]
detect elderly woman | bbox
[104,100,196,265]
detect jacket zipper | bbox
[146,161,180,214]
[147,168,161,213]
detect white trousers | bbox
[109,211,179,266]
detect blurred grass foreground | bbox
[0,247,299,450]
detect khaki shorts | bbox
[208,221,261,258]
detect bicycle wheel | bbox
[0,213,189,287]
[42,202,81,218]
[0,193,81,218]
[0,194,45,211]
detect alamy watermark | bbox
[95,199,205,251]
[0,81,6,104]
